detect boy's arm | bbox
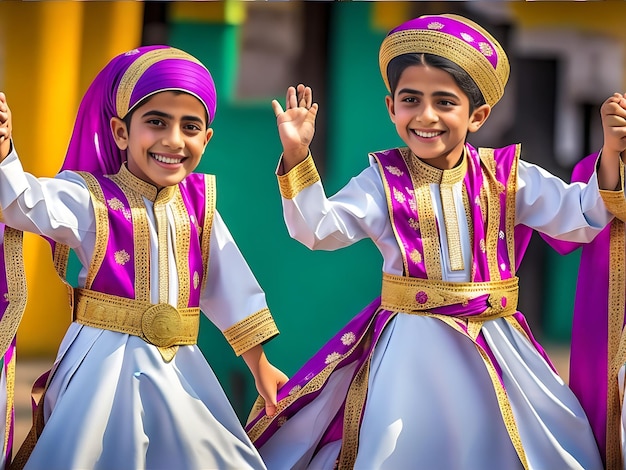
[0,92,12,161]
[242,344,288,418]
[272,84,318,173]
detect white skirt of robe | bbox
[259,314,603,470]
[23,324,266,470]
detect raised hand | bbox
[272,84,318,172]
[601,92,626,158]
[0,92,12,160]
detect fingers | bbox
[271,99,284,118]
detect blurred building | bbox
[0,1,625,419]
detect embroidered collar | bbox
[113,163,177,203]
[404,147,467,185]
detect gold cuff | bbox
[223,308,279,356]
[601,158,626,221]
[277,154,320,199]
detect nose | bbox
[163,126,184,149]
[416,103,437,124]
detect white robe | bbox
[0,150,268,470]
[258,154,607,470]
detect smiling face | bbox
[385,64,490,170]
[111,91,213,190]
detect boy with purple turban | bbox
[246,14,626,469]
[0,45,287,469]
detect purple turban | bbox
[61,45,217,175]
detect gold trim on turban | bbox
[115,48,205,119]
[379,14,509,107]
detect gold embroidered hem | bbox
[73,288,200,350]
[223,308,279,356]
[380,272,518,319]
[277,154,320,199]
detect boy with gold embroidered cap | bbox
[245,13,626,469]
[0,45,287,469]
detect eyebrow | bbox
[141,110,205,124]
[397,88,461,100]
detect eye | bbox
[147,118,165,126]
[438,99,457,107]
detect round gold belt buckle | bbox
[142,304,182,348]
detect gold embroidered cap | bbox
[379,14,509,107]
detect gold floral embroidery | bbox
[341,332,356,346]
[193,271,200,290]
[114,250,131,265]
[408,218,420,231]
[325,352,341,364]
[428,21,444,30]
[409,249,422,265]
[479,239,486,253]
[461,32,474,43]
[386,165,403,177]
[107,197,124,211]
[479,42,494,57]
[288,385,302,396]
[499,230,505,240]
[393,187,405,204]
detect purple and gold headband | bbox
[61,45,217,175]
[379,14,509,107]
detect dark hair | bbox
[387,53,486,112]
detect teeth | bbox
[414,130,441,138]
[151,153,182,164]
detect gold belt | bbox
[73,288,200,349]
[380,273,519,320]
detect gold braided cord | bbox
[116,48,205,118]
[223,308,279,356]
[379,27,508,107]
[277,155,320,200]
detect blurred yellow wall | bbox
[0,1,143,356]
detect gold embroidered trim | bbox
[380,272,518,319]
[77,172,111,290]
[440,183,464,271]
[223,308,279,356]
[277,155,320,199]
[476,346,529,469]
[0,227,26,453]
[74,288,199,348]
[154,196,170,305]
[606,220,626,468]
[478,148,505,280]
[200,175,216,293]
[505,145,521,275]
[372,149,410,273]
[404,149,466,279]
[116,48,205,119]
[171,189,191,307]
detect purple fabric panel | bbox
[549,153,609,457]
[88,177,136,298]
[494,145,517,280]
[246,298,390,448]
[373,149,427,278]
[389,16,499,69]
[464,145,490,282]
[178,174,207,307]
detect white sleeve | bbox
[515,158,612,242]
[282,164,389,251]
[0,148,95,249]
[199,210,269,331]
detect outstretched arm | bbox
[0,92,12,161]
[597,92,626,190]
[272,84,318,173]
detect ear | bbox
[203,128,214,153]
[110,117,129,150]
[468,104,491,133]
[385,94,396,124]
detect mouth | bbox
[412,129,444,139]
[150,153,186,165]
